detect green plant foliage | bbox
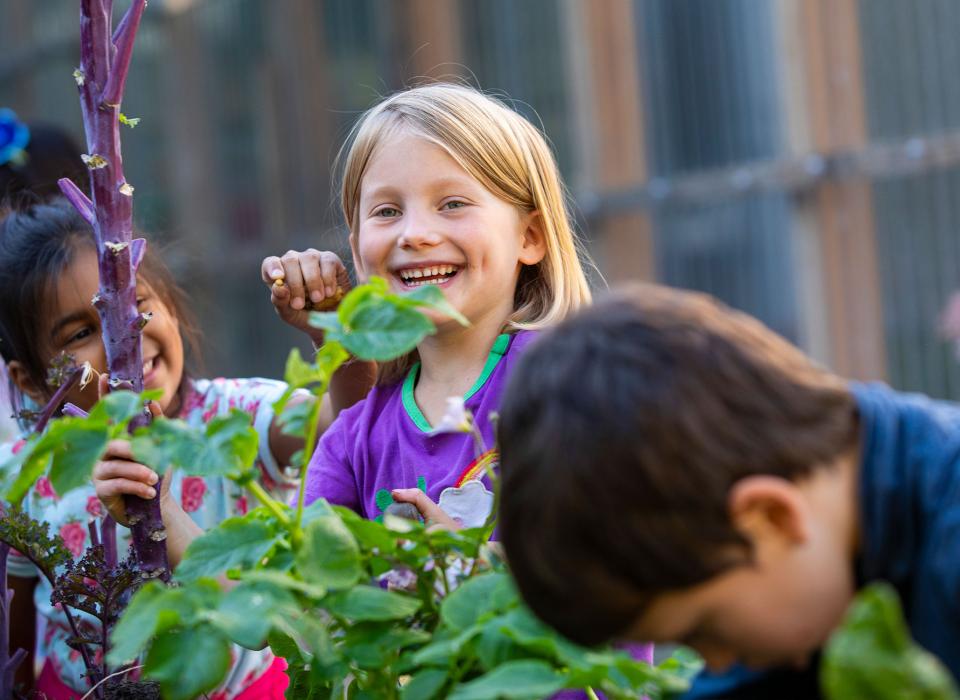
[822,582,959,699]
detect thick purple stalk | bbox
[60,0,168,583]
[0,543,27,700]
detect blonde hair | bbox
[337,83,594,383]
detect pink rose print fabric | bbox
[4,376,298,699]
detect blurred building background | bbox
[3,0,960,399]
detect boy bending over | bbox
[498,284,960,698]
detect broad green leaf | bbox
[821,583,959,699]
[145,626,232,700]
[338,511,398,555]
[88,389,154,428]
[267,629,304,663]
[441,572,514,630]
[341,300,435,361]
[3,442,51,504]
[497,606,588,667]
[337,276,389,325]
[396,284,468,326]
[411,628,480,667]
[401,669,449,700]
[474,626,525,672]
[212,579,299,648]
[240,569,327,599]
[109,580,220,664]
[343,623,431,668]
[175,517,278,583]
[46,421,109,497]
[449,660,566,700]
[296,514,362,588]
[325,586,422,621]
[277,397,318,438]
[131,410,258,478]
[308,311,342,337]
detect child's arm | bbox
[93,440,201,568]
[261,250,377,465]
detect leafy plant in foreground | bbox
[822,582,959,699]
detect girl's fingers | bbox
[279,251,307,310]
[94,457,159,486]
[390,489,460,529]
[261,256,284,286]
[298,249,326,304]
[102,439,137,461]
[319,253,342,299]
[97,477,156,501]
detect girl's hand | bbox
[261,249,352,342]
[93,439,172,526]
[391,488,462,530]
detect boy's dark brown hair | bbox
[497,283,858,647]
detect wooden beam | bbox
[777,0,886,380]
[402,0,464,81]
[563,0,653,284]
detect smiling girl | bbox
[0,199,372,698]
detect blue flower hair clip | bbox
[0,109,31,168]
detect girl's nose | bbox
[396,213,442,249]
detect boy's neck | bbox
[804,440,862,562]
[413,313,508,426]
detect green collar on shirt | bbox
[402,333,512,433]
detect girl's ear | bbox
[728,475,810,548]
[518,210,547,266]
[348,231,367,281]
[6,360,44,404]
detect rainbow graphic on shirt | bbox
[453,448,498,487]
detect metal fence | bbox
[3,0,960,400]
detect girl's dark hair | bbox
[0,198,200,416]
[0,122,87,204]
[498,284,858,647]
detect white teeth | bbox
[398,265,460,282]
[143,358,154,374]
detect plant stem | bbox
[294,394,324,540]
[34,367,85,433]
[586,688,600,700]
[246,481,291,528]
[64,0,169,583]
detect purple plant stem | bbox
[0,542,27,700]
[34,367,85,433]
[62,403,90,419]
[61,0,169,583]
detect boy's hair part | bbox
[336,83,595,384]
[497,284,858,647]
[0,198,200,418]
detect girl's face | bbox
[32,246,184,414]
[351,130,546,332]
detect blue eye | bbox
[375,207,401,218]
[442,200,466,210]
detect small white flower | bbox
[430,396,473,435]
[79,362,94,390]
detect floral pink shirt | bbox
[5,377,296,697]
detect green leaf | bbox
[441,572,514,630]
[88,389,153,428]
[401,668,450,700]
[411,628,480,667]
[449,660,566,700]
[395,284,469,326]
[131,410,258,478]
[325,586,422,621]
[337,277,388,325]
[175,517,278,583]
[296,514,362,589]
[3,441,51,504]
[212,579,299,648]
[341,299,435,361]
[240,569,327,599]
[277,397,317,438]
[343,623,431,668]
[145,627,232,700]
[109,580,220,664]
[46,421,109,497]
[821,583,960,700]
[338,509,398,555]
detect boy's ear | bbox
[518,210,547,266]
[348,231,366,281]
[6,360,44,404]
[728,475,810,547]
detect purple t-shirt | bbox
[304,332,535,523]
